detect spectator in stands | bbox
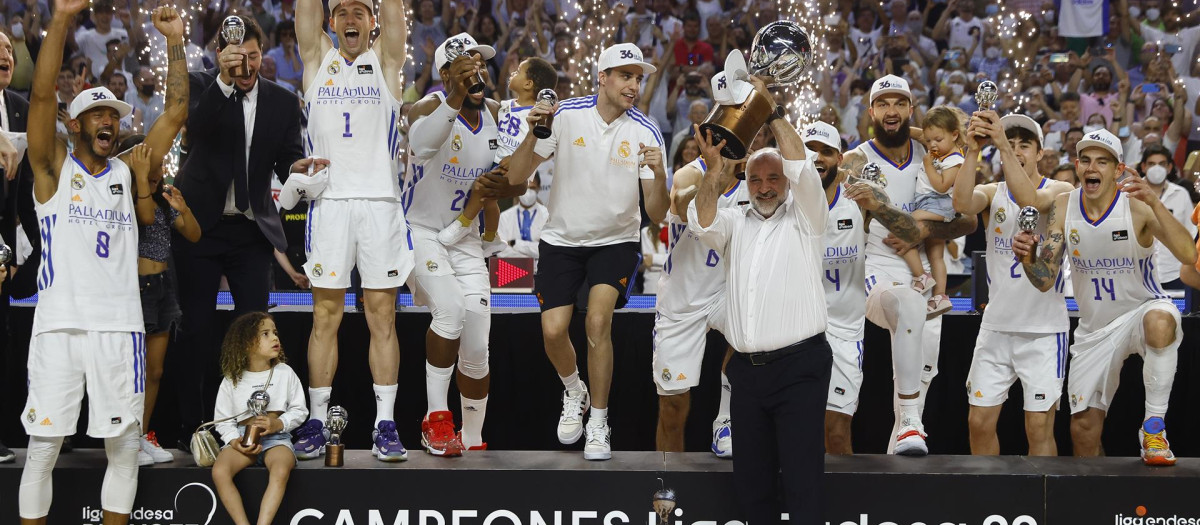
[128,66,163,132]
[265,20,302,93]
[641,220,667,294]
[970,30,1008,81]
[667,71,710,137]
[848,6,879,59]
[1052,163,1079,187]
[673,9,713,77]
[497,174,548,264]
[248,0,278,42]
[260,56,299,97]
[411,0,449,69]
[669,99,708,162]
[75,0,127,80]
[104,71,140,136]
[933,0,984,61]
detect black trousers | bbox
[726,335,832,525]
[171,216,273,434]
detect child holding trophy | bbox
[212,312,308,525]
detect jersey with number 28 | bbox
[33,155,141,335]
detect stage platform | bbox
[0,450,1195,524]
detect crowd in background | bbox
[2,0,1199,292]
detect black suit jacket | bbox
[0,89,40,299]
[177,69,303,252]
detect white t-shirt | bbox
[947,17,984,58]
[849,26,881,58]
[1059,0,1107,38]
[75,26,129,79]
[213,363,309,446]
[1138,24,1200,77]
[1153,182,1197,284]
[533,95,664,247]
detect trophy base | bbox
[242,426,264,448]
[326,444,345,467]
[532,125,552,139]
[697,89,776,160]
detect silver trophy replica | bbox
[857,162,887,188]
[1017,206,1040,265]
[699,21,812,159]
[532,89,558,139]
[445,39,487,94]
[0,243,13,265]
[973,80,999,137]
[241,390,271,447]
[325,405,348,467]
[652,480,677,525]
[221,16,250,79]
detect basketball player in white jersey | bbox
[950,112,1071,456]
[19,3,188,523]
[294,0,412,461]
[505,43,671,460]
[401,33,499,456]
[808,121,926,455]
[1013,129,1197,465]
[838,75,976,456]
[653,152,745,457]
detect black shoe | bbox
[60,436,73,453]
[0,440,14,463]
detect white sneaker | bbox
[140,432,173,463]
[583,418,612,461]
[137,450,154,467]
[437,220,473,246]
[483,238,508,257]
[711,417,733,458]
[557,388,590,444]
[894,415,928,456]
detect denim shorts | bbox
[913,191,956,222]
[235,428,295,465]
[140,270,182,335]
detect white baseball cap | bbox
[802,121,842,152]
[279,165,329,210]
[68,87,133,120]
[434,33,497,71]
[597,43,657,75]
[870,74,911,104]
[1076,128,1124,163]
[327,0,374,15]
[999,113,1044,147]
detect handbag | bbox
[190,365,275,467]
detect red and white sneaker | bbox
[894,415,928,456]
[1140,417,1176,466]
[421,411,464,457]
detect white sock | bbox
[560,370,584,393]
[898,397,920,419]
[309,387,331,424]
[1144,343,1177,422]
[460,395,488,448]
[717,372,732,419]
[373,383,397,427]
[590,406,608,421]
[426,361,454,415]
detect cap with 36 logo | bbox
[803,121,842,153]
[598,43,657,76]
[869,74,912,104]
[69,87,133,120]
[1076,128,1123,163]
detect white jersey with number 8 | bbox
[304,48,403,200]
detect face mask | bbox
[984,4,999,15]
[1146,8,1160,21]
[1129,6,1141,18]
[1083,124,1104,133]
[519,188,538,207]
[950,83,964,96]
[11,22,22,39]
[1044,9,1055,20]
[140,84,155,96]
[1146,165,1169,184]
[985,46,1001,59]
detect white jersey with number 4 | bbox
[402,92,498,232]
[1065,189,1166,334]
[981,181,1069,334]
[656,158,746,317]
[34,155,141,335]
[823,183,867,341]
[304,48,403,200]
[854,139,927,278]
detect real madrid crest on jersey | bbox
[312,264,323,276]
[328,60,340,75]
[451,134,463,151]
[994,207,1006,224]
[71,173,84,190]
[1069,229,1081,245]
[618,140,631,158]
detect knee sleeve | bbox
[419,275,467,340]
[101,429,140,514]
[881,288,925,395]
[19,436,63,519]
[457,298,491,380]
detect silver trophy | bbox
[532,89,558,139]
[857,162,887,188]
[974,80,999,111]
[652,482,677,525]
[241,390,271,447]
[1017,206,1039,264]
[325,405,348,467]
[221,16,250,79]
[446,39,487,94]
[0,244,13,265]
[748,21,813,87]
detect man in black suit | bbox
[171,15,315,445]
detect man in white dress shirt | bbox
[688,77,828,525]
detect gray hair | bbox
[746,147,783,176]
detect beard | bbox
[79,126,115,158]
[871,119,911,149]
[751,191,785,217]
[820,166,839,189]
[463,96,485,110]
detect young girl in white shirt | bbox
[907,106,968,318]
[211,312,308,525]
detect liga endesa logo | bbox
[80,482,218,525]
[1115,505,1200,525]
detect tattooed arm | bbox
[132,7,187,175]
[845,181,923,244]
[1013,192,1068,292]
[841,149,868,181]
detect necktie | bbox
[232,89,248,212]
[519,210,534,241]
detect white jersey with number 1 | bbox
[304,48,403,200]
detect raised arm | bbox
[691,127,737,230]
[951,124,994,215]
[376,0,409,99]
[1014,192,1068,292]
[297,0,334,91]
[136,7,187,175]
[669,163,703,220]
[28,0,87,204]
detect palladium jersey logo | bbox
[67,203,134,229]
[314,85,382,106]
[1068,255,1136,275]
[81,482,217,525]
